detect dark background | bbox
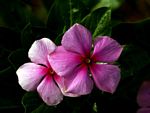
[0,0,150,113]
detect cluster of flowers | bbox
[16,23,123,106]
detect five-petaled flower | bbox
[48,23,123,97]
[137,81,150,113]
[16,38,63,106]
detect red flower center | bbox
[47,67,55,76]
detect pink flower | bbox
[137,81,150,113]
[48,23,123,97]
[16,38,63,106]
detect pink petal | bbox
[137,81,150,107]
[62,23,92,56]
[54,75,79,97]
[48,46,82,76]
[92,36,123,63]
[137,108,150,113]
[55,65,93,97]
[37,75,63,106]
[28,38,56,66]
[90,64,120,93]
[16,63,48,91]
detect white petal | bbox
[16,63,48,91]
[28,38,56,66]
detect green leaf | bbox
[120,45,150,79]
[93,9,111,37]
[0,66,23,112]
[82,8,111,37]
[22,92,42,113]
[0,47,10,70]
[110,0,123,10]
[31,104,56,113]
[21,23,33,49]
[93,102,97,113]
[91,0,110,12]
[0,93,20,111]
[0,0,31,31]
[46,0,98,37]
[8,49,28,70]
[0,66,11,76]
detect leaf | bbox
[31,104,56,113]
[91,0,110,12]
[0,47,10,70]
[119,45,150,79]
[110,0,123,10]
[54,25,66,45]
[82,8,111,37]
[0,66,24,112]
[22,92,42,113]
[93,9,111,37]
[0,66,11,76]
[0,0,31,31]
[93,102,97,113]
[21,23,33,49]
[46,0,98,38]
[0,27,20,50]
[8,49,28,70]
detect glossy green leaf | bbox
[110,0,123,10]
[22,92,42,113]
[93,9,111,37]
[82,8,111,37]
[91,0,110,12]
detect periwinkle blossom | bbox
[49,23,123,97]
[137,81,150,113]
[16,38,63,106]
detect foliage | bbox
[0,0,150,113]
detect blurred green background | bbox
[0,0,150,113]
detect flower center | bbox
[85,58,91,64]
[48,68,55,76]
[49,70,54,75]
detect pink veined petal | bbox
[54,75,79,97]
[137,81,150,107]
[37,75,63,106]
[90,64,121,93]
[55,65,93,97]
[16,63,48,91]
[92,36,123,63]
[48,46,82,76]
[137,108,150,113]
[62,23,92,56]
[28,38,56,67]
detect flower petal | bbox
[28,38,56,66]
[137,108,150,113]
[54,75,78,97]
[62,23,92,56]
[92,36,123,63]
[48,46,82,76]
[16,63,48,91]
[37,75,63,106]
[90,64,120,93]
[55,65,93,97]
[137,81,150,107]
